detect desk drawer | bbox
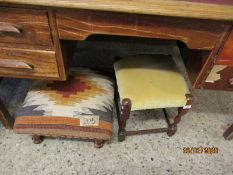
[0,47,59,79]
[0,7,52,46]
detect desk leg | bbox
[0,78,13,129]
[223,124,233,140]
[0,99,13,129]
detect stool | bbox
[114,54,193,141]
[13,68,114,148]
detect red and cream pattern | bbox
[23,69,113,117]
[14,68,114,140]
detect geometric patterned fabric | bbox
[14,68,114,140]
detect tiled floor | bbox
[0,40,232,175]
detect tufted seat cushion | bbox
[114,54,189,111]
[13,68,114,141]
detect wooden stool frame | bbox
[115,92,193,142]
[31,135,105,148]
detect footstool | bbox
[13,68,114,148]
[114,54,193,141]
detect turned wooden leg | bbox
[167,94,193,137]
[223,124,233,140]
[118,98,131,142]
[32,135,44,144]
[174,94,193,125]
[94,139,105,148]
[167,124,177,137]
[163,109,178,137]
[0,98,13,129]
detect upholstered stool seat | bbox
[115,54,189,110]
[14,68,114,148]
[114,54,193,141]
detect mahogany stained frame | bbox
[116,94,193,141]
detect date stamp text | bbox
[183,146,218,154]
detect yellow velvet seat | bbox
[114,54,189,111]
[114,54,192,141]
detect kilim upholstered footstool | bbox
[114,54,193,141]
[13,68,114,148]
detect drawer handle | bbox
[0,22,21,34]
[0,59,33,70]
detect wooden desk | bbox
[1,0,233,20]
[0,0,233,132]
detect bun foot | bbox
[94,139,104,148]
[32,135,44,144]
[118,129,126,142]
[167,124,177,137]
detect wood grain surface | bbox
[182,0,233,5]
[56,10,228,50]
[0,7,52,46]
[1,0,233,21]
[0,47,59,79]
